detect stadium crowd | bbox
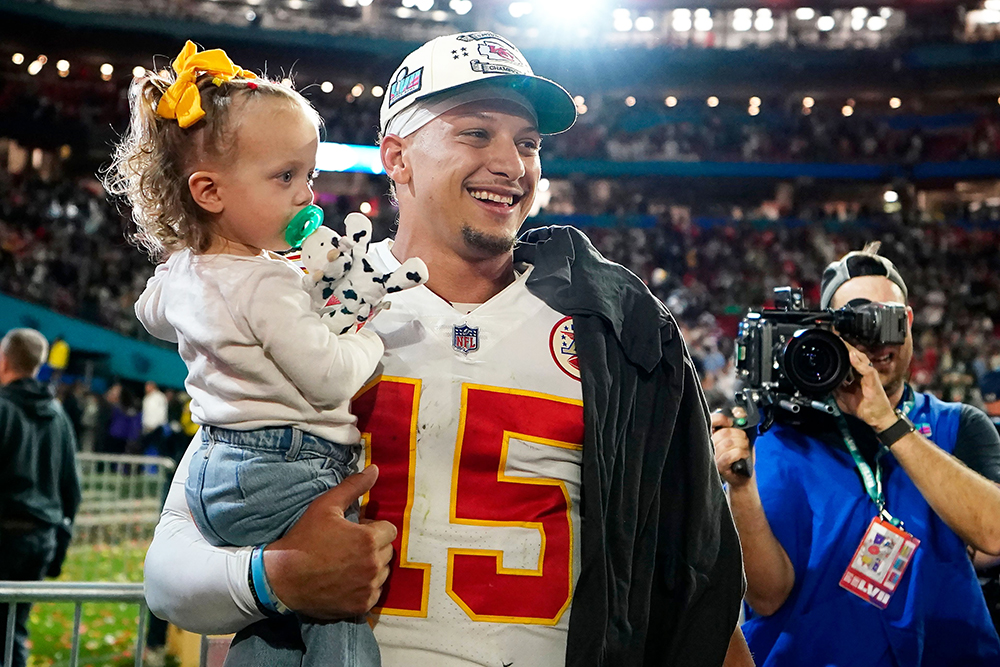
[5,72,1000,166]
[3,170,1000,409]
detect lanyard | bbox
[826,390,915,529]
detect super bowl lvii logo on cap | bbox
[388,67,423,108]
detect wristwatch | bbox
[876,409,916,448]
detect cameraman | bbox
[714,244,1000,666]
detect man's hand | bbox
[263,465,397,620]
[833,341,897,432]
[712,410,753,489]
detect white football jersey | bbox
[357,240,584,667]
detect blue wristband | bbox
[249,546,291,615]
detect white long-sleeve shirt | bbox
[135,248,384,444]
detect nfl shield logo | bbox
[453,324,479,355]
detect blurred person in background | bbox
[141,381,168,456]
[0,328,81,667]
[713,244,1000,666]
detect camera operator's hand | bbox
[712,410,754,489]
[833,341,897,432]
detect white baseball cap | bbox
[380,31,577,136]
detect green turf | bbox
[23,541,149,667]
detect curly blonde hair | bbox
[102,69,319,260]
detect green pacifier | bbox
[284,204,325,248]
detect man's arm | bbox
[723,627,755,667]
[144,436,262,634]
[836,344,1000,556]
[712,412,795,616]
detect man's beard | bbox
[462,225,517,256]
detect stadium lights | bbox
[539,178,550,192]
[342,0,358,6]
[372,85,384,97]
[889,97,901,109]
[635,16,654,31]
[625,96,636,107]
[288,0,304,9]
[358,0,373,5]
[360,202,373,214]
[508,1,531,18]
[842,105,854,117]
[578,104,588,114]
[11,53,24,65]
[748,106,760,116]
[802,96,815,108]
[879,7,892,18]
[707,96,719,107]
[817,15,835,31]
[987,0,1000,10]
[574,95,585,106]
[802,106,812,115]
[795,8,815,21]
[281,77,293,87]
[672,8,692,32]
[851,15,865,30]
[665,95,677,107]
[56,59,70,73]
[37,55,48,64]
[733,8,752,31]
[352,83,365,96]
[448,0,472,14]
[750,96,761,107]
[321,81,334,93]
[415,0,434,10]
[27,60,43,76]
[396,7,414,16]
[100,63,114,81]
[694,8,713,31]
[867,16,887,30]
[245,10,258,22]
[613,11,633,31]
[884,190,899,203]
[133,66,146,78]
[851,7,868,19]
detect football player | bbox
[145,31,750,667]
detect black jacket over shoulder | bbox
[0,378,81,527]
[516,226,745,667]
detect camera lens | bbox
[783,329,850,396]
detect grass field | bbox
[23,541,149,667]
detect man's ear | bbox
[188,171,224,214]
[380,135,411,187]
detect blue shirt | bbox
[744,389,1000,666]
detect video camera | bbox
[735,286,907,418]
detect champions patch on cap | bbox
[820,245,908,309]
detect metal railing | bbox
[76,453,176,545]
[0,581,211,667]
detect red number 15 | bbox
[354,378,584,625]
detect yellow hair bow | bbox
[156,41,258,128]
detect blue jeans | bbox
[186,426,379,667]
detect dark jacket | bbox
[0,378,81,527]
[517,226,745,667]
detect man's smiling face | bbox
[398,98,541,258]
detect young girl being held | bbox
[104,41,423,667]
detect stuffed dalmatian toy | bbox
[301,212,428,335]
